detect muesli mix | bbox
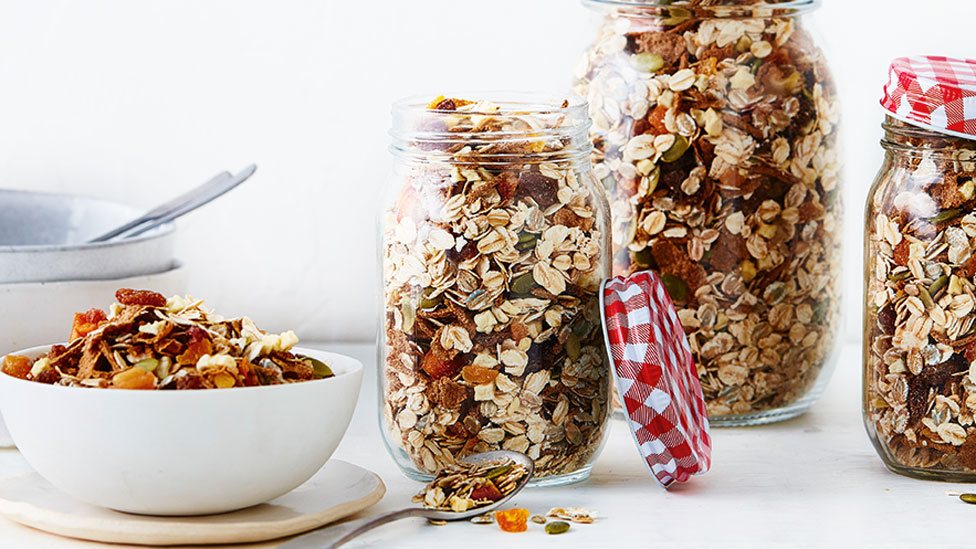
[865,118,976,472]
[413,457,528,513]
[1,288,332,389]
[382,96,611,478]
[574,6,842,417]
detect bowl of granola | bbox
[0,289,363,516]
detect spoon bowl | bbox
[420,450,535,521]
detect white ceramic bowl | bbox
[0,189,176,283]
[0,346,363,515]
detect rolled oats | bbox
[383,96,612,479]
[575,4,842,420]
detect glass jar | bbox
[574,0,843,425]
[380,94,613,486]
[864,117,976,481]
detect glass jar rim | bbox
[881,115,976,157]
[581,0,819,17]
[390,92,592,164]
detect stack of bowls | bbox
[0,189,187,445]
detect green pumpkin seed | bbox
[663,6,691,25]
[566,333,581,360]
[632,248,653,268]
[305,357,334,379]
[919,287,935,310]
[632,52,664,73]
[662,135,690,163]
[419,288,442,310]
[960,493,976,504]
[486,464,512,479]
[511,273,536,295]
[516,232,538,252]
[888,270,911,282]
[929,275,949,296]
[929,208,962,224]
[134,358,158,373]
[660,273,688,302]
[546,521,570,535]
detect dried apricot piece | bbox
[115,288,166,307]
[421,350,463,379]
[461,365,498,385]
[494,508,529,533]
[69,308,107,340]
[112,366,156,390]
[1,355,32,379]
[177,336,213,366]
[470,481,503,502]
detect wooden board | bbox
[0,460,384,546]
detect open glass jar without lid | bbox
[380,94,613,486]
[574,0,843,425]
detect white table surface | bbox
[0,341,966,548]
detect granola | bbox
[865,117,976,474]
[0,288,332,389]
[382,96,612,479]
[412,457,528,512]
[574,3,842,419]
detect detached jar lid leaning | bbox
[865,56,976,481]
[379,94,711,489]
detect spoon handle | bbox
[323,508,426,549]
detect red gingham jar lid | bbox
[881,55,976,140]
[599,270,712,488]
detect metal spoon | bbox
[280,450,535,549]
[88,164,257,243]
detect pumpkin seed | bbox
[662,135,689,163]
[566,333,581,360]
[660,273,688,302]
[888,270,912,282]
[545,521,570,535]
[929,275,949,296]
[419,288,442,310]
[929,208,963,224]
[486,464,512,479]
[305,357,334,379]
[919,287,935,310]
[960,493,976,504]
[516,231,538,252]
[511,273,535,295]
[134,358,158,373]
[632,52,664,73]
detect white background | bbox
[0,0,972,343]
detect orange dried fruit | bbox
[495,508,529,533]
[461,365,498,385]
[421,350,463,379]
[1,355,32,380]
[112,366,156,390]
[213,372,237,389]
[177,338,213,366]
[470,481,503,502]
[69,308,107,341]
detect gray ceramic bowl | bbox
[0,189,176,283]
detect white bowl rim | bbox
[0,345,362,395]
[0,188,175,253]
[0,261,186,288]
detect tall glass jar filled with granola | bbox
[575,0,842,425]
[381,94,612,486]
[865,56,976,481]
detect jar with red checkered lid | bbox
[865,56,976,481]
[575,0,843,426]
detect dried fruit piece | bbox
[470,482,503,502]
[461,365,498,385]
[421,350,463,379]
[495,508,529,533]
[545,521,570,535]
[1,355,32,380]
[69,308,107,341]
[112,366,157,390]
[114,288,166,308]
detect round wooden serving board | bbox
[0,459,385,546]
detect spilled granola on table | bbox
[866,118,976,473]
[382,96,611,478]
[0,288,333,389]
[413,457,528,512]
[574,2,842,419]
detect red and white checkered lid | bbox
[881,56,976,140]
[599,270,711,488]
